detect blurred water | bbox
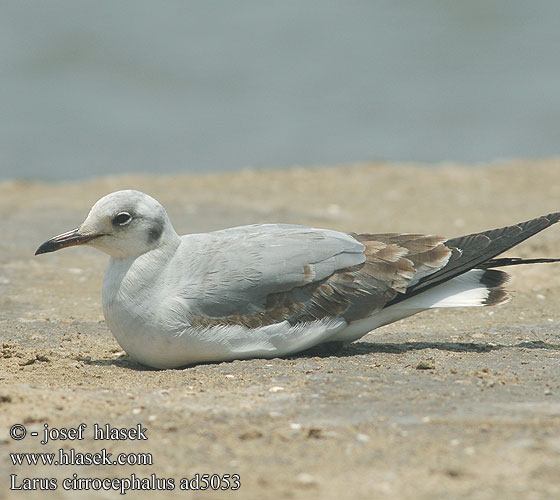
[1,1,559,181]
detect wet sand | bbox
[1,159,559,499]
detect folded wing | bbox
[179,213,559,329]
[182,225,449,328]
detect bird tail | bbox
[393,268,511,309]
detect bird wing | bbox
[176,213,559,329]
[177,224,450,328]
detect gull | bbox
[35,190,559,369]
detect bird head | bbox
[35,190,176,259]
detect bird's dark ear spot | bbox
[147,219,163,244]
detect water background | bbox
[1,1,559,181]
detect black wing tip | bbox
[518,212,560,233]
[544,212,560,224]
[422,211,560,289]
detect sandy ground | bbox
[1,159,559,499]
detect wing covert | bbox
[178,224,366,319]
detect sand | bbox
[1,159,559,499]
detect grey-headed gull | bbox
[36,190,559,368]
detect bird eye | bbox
[113,212,132,226]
